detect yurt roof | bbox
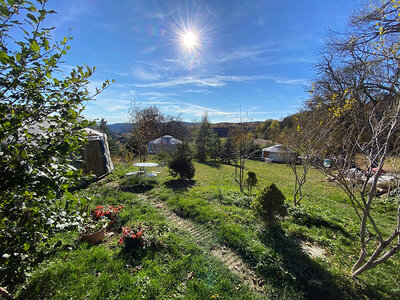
[262,144,295,153]
[84,128,107,141]
[150,135,182,144]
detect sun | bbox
[182,32,197,49]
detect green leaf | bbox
[23,243,31,251]
[0,50,9,64]
[27,5,37,12]
[26,13,37,24]
[31,40,39,52]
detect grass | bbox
[147,159,400,299]
[15,158,400,299]
[17,187,258,299]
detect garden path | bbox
[137,194,265,293]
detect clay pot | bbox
[81,227,106,244]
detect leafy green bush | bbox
[168,143,195,180]
[251,183,287,226]
[0,0,109,288]
[245,171,258,194]
[155,150,170,165]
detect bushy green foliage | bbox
[251,183,286,226]
[0,0,109,288]
[168,143,195,180]
[194,113,211,161]
[95,118,120,156]
[220,134,236,164]
[155,150,170,165]
[208,132,221,161]
[245,171,257,194]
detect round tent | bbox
[261,144,297,163]
[148,135,182,154]
[81,128,114,178]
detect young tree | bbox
[305,0,400,276]
[251,183,287,227]
[245,171,258,195]
[282,112,314,206]
[95,118,119,156]
[221,133,236,164]
[0,0,110,288]
[232,110,258,192]
[208,132,221,161]
[194,112,212,161]
[168,143,195,180]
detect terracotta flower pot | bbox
[81,227,106,244]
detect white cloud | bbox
[133,67,162,81]
[132,74,306,89]
[134,75,264,88]
[140,91,175,99]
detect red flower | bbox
[118,237,124,244]
[131,234,136,239]
[137,231,142,237]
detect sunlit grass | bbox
[148,158,400,299]
[18,158,400,299]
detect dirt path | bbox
[138,194,265,293]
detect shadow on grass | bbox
[257,226,382,299]
[289,210,354,239]
[197,161,221,169]
[120,185,155,193]
[163,179,196,191]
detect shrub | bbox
[251,183,287,227]
[0,1,110,288]
[155,150,170,165]
[245,171,258,194]
[168,143,195,180]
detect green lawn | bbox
[17,159,400,299]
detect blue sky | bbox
[46,0,361,124]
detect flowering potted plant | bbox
[80,217,109,244]
[118,223,147,251]
[92,205,123,230]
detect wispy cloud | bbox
[213,45,276,64]
[133,67,162,81]
[133,74,306,89]
[134,75,264,88]
[179,88,212,94]
[140,91,175,100]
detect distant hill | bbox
[108,123,132,134]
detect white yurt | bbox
[81,128,114,178]
[261,144,297,163]
[148,135,182,154]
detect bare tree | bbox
[127,101,184,162]
[282,112,315,206]
[232,110,257,193]
[303,0,400,276]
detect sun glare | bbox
[182,32,196,48]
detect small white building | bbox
[261,144,297,163]
[148,135,182,154]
